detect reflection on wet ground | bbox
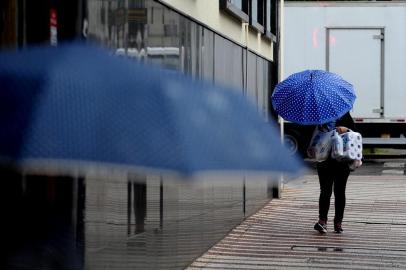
[1,167,277,269]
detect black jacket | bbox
[335,112,355,131]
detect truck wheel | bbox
[283,134,300,156]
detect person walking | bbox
[312,111,355,234]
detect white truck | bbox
[282,0,406,156]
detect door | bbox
[327,28,383,118]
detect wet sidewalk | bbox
[187,174,406,269]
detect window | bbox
[220,0,249,22]
[220,0,276,39]
[250,0,265,33]
[229,0,242,9]
[264,0,277,41]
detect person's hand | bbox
[336,126,349,134]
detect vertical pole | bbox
[279,0,285,83]
[243,22,249,95]
[72,176,78,238]
[159,176,163,229]
[274,0,285,199]
[127,181,132,235]
[17,0,27,47]
[243,177,246,217]
[279,0,285,144]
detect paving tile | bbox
[186,175,406,269]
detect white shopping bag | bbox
[307,128,334,162]
[331,130,344,160]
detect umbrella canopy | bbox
[0,43,303,177]
[271,70,356,125]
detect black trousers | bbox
[316,158,350,223]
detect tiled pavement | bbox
[186,174,406,269]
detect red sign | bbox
[50,8,58,45]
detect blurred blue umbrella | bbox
[271,70,356,125]
[0,43,303,176]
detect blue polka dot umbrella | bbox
[271,70,356,125]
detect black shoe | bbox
[314,222,327,234]
[334,223,343,233]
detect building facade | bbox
[1,1,281,269]
[86,0,278,118]
[1,0,278,117]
